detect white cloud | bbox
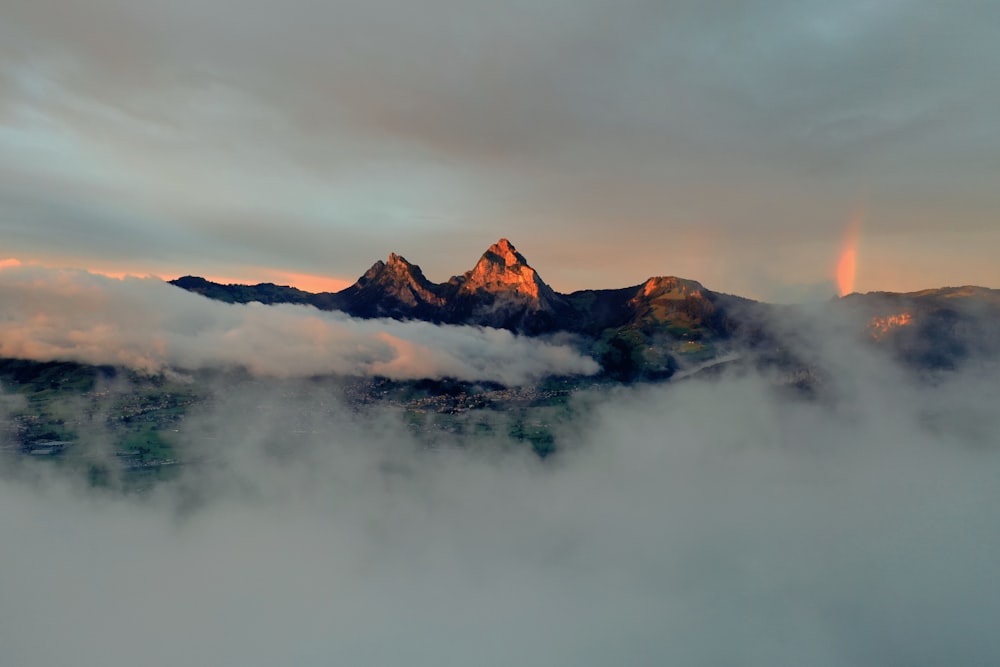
[0,265,597,384]
[1,305,999,665]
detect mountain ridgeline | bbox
[172,239,763,380]
[171,239,1000,380]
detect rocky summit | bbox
[453,239,558,306]
[336,252,445,319]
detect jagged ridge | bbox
[169,240,1000,379]
[337,252,445,319]
[170,238,749,341]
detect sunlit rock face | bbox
[623,276,739,337]
[439,239,568,333]
[452,239,559,310]
[634,276,706,302]
[333,239,573,332]
[836,287,1000,371]
[869,313,914,340]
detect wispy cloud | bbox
[1,313,998,665]
[0,265,597,384]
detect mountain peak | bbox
[488,238,519,263]
[638,276,706,299]
[456,239,557,307]
[349,252,443,310]
[362,252,417,278]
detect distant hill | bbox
[838,286,1000,370]
[169,276,316,306]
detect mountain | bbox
[336,253,445,320]
[838,286,1000,370]
[439,239,569,333]
[169,276,316,306]
[170,240,1000,380]
[170,238,739,335]
[454,239,553,301]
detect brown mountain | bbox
[838,286,1000,370]
[451,239,558,305]
[438,239,568,332]
[336,253,445,319]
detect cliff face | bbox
[362,253,444,307]
[441,239,567,332]
[335,239,562,326]
[453,239,558,307]
[337,253,445,319]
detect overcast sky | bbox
[1,0,998,300]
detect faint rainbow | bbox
[836,212,863,297]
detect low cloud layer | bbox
[1,309,999,665]
[0,265,597,384]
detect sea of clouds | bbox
[1,266,999,666]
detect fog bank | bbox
[0,265,597,384]
[1,331,998,666]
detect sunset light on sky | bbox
[4,6,1000,666]
[2,1,998,300]
[836,213,862,297]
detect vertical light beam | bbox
[836,213,862,296]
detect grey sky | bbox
[1,0,998,298]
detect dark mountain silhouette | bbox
[336,253,445,320]
[170,275,316,306]
[837,286,1000,370]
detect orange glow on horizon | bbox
[267,271,352,294]
[91,269,167,281]
[1,257,349,293]
[162,269,352,293]
[0,257,167,281]
[836,214,863,296]
[163,272,252,285]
